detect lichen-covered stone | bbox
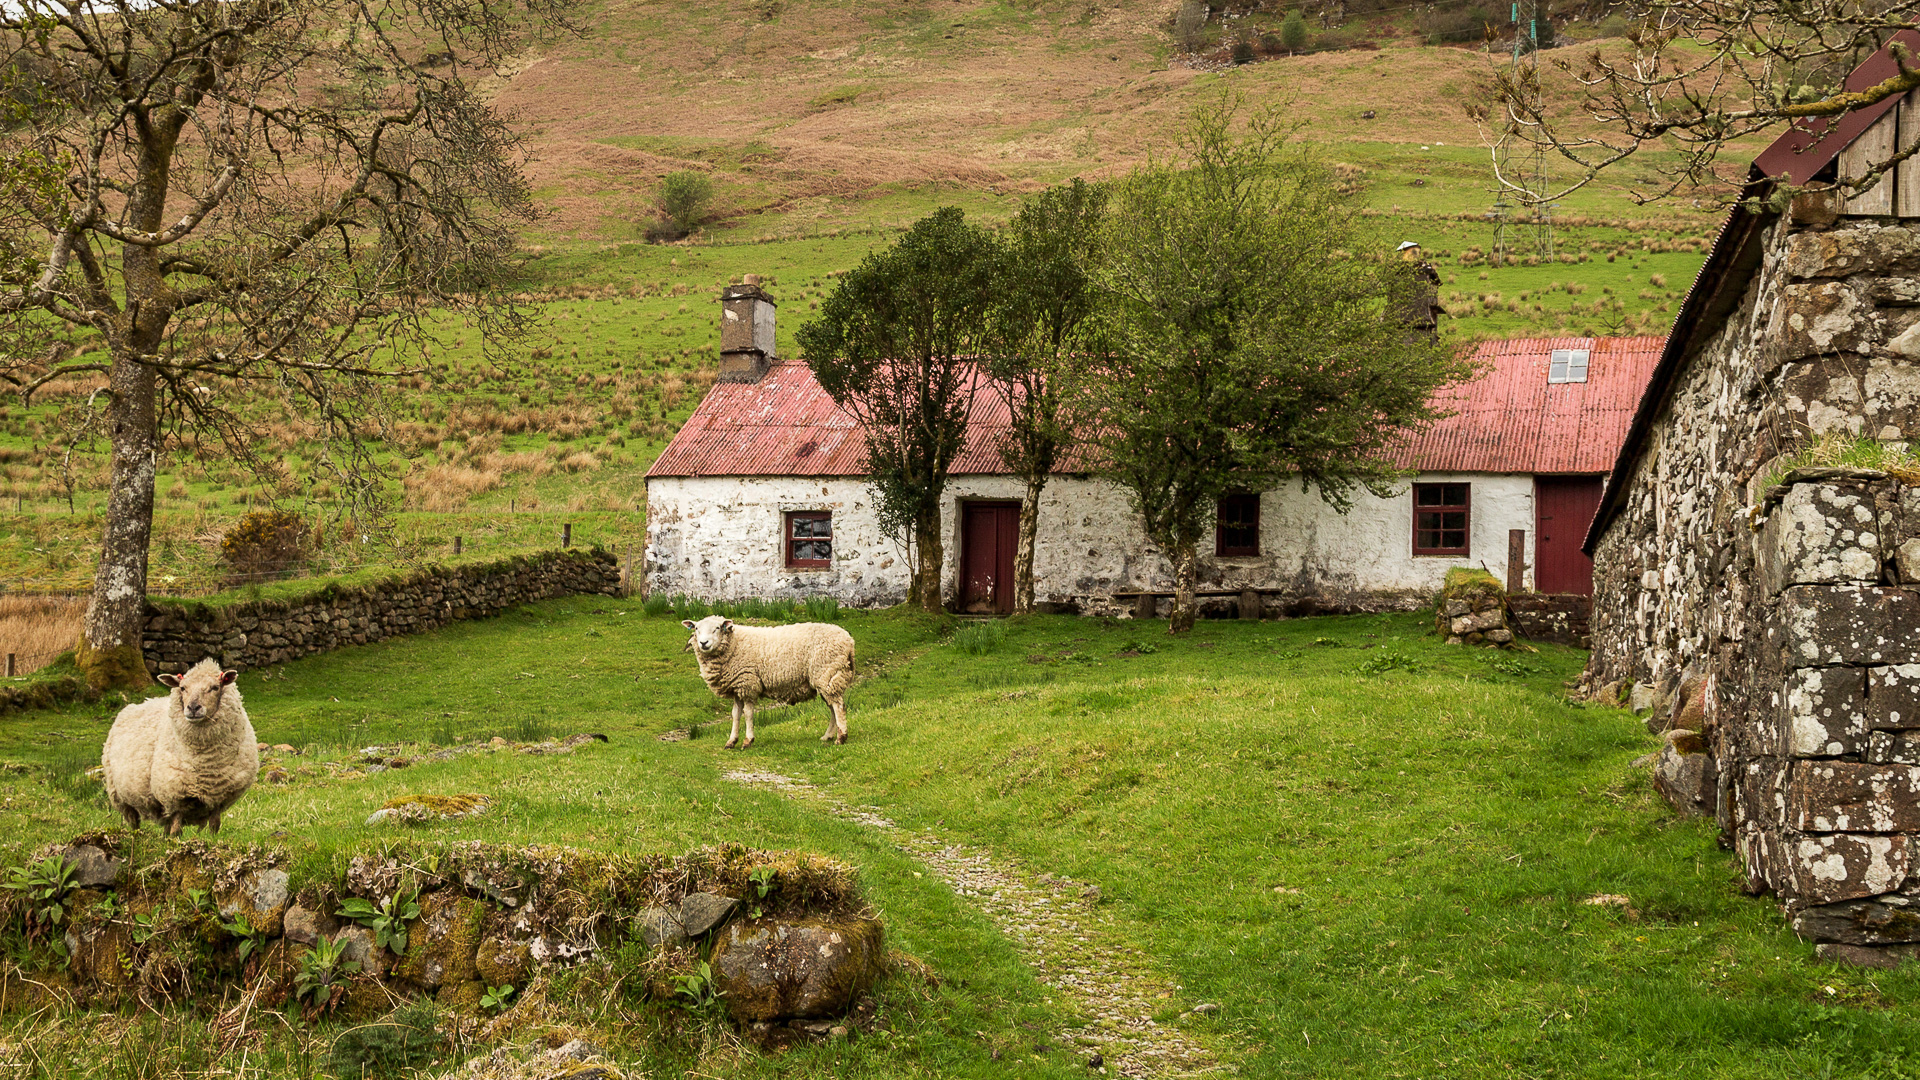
[1788,761,1920,833]
[680,892,737,937]
[1757,483,1883,595]
[438,978,487,1012]
[1775,667,1868,757]
[1792,895,1920,945]
[391,891,487,988]
[1780,832,1909,905]
[217,868,290,937]
[473,935,532,987]
[712,915,885,1022]
[1653,738,1715,817]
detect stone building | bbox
[1583,31,1920,963]
[645,284,1657,620]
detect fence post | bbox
[562,523,572,548]
[453,536,463,556]
[5,654,14,677]
[1507,529,1528,594]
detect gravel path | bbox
[722,769,1231,1078]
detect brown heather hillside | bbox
[478,0,1718,241]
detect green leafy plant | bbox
[2,854,78,933]
[294,935,361,1013]
[479,982,515,1012]
[130,911,159,944]
[337,890,421,955]
[1116,639,1160,655]
[747,865,777,918]
[219,912,269,966]
[1357,650,1421,675]
[802,595,841,622]
[671,959,722,1010]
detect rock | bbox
[680,892,738,937]
[1652,740,1715,817]
[272,743,296,753]
[1452,611,1503,635]
[58,845,120,888]
[333,927,383,973]
[1665,728,1706,755]
[1816,942,1920,968]
[264,768,292,784]
[283,904,339,945]
[1628,681,1659,714]
[1190,1002,1221,1015]
[551,1039,607,1063]
[1793,895,1920,945]
[391,890,487,988]
[712,916,886,1022]
[219,868,291,936]
[474,935,533,987]
[636,907,689,948]
[1484,629,1514,644]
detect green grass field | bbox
[3,605,1915,1078]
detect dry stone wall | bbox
[1590,201,1920,964]
[142,550,619,674]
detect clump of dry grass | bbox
[404,464,503,512]
[0,594,85,674]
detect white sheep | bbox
[101,658,259,836]
[682,616,855,749]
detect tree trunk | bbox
[78,348,160,690]
[915,502,945,613]
[1168,541,1199,634]
[1014,476,1044,615]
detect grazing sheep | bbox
[682,616,855,749]
[102,658,258,836]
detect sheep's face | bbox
[158,665,238,722]
[682,616,735,658]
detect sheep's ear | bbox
[682,619,697,630]
[156,673,182,688]
[220,670,239,686]
[720,619,734,631]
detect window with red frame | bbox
[785,511,832,569]
[1216,493,1261,557]
[1413,483,1470,555]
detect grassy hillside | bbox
[0,1,1733,599]
[2,607,1914,1077]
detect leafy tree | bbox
[1067,97,1475,633]
[0,0,575,688]
[1477,7,1919,205]
[797,208,999,613]
[983,179,1106,615]
[1280,10,1309,52]
[655,170,715,239]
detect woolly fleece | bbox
[102,658,259,835]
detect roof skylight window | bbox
[1548,348,1590,384]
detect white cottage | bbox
[643,285,1659,618]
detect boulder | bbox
[58,845,121,888]
[1652,736,1716,817]
[680,892,738,937]
[218,868,291,937]
[283,903,340,945]
[712,916,886,1022]
[474,935,533,987]
[391,891,488,988]
[636,907,688,949]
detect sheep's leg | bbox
[166,814,184,838]
[111,799,139,830]
[740,700,756,750]
[822,694,848,744]
[208,812,222,835]
[725,699,743,749]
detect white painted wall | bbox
[644,471,1540,610]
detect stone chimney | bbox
[717,276,777,383]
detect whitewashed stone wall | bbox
[1589,200,1920,964]
[643,471,1537,613]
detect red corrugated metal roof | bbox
[1396,336,1665,474]
[1752,28,1920,186]
[649,340,1664,480]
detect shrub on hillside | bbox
[219,509,309,585]
[1280,9,1308,51]
[648,170,714,241]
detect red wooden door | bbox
[1534,476,1603,595]
[961,502,1020,614]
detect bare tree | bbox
[1476,9,1920,205]
[0,0,577,688]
